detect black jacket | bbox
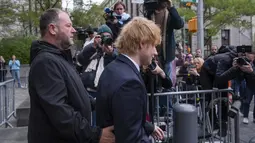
[155,7,184,64]
[218,61,255,92]
[96,55,154,143]
[28,40,101,143]
[245,69,255,91]
[201,46,238,88]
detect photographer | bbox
[214,47,255,88]
[200,45,237,137]
[215,49,255,124]
[144,0,184,82]
[104,1,131,41]
[83,26,95,48]
[77,24,117,126]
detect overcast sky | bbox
[62,0,104,10]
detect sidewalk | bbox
[240,112,255,143]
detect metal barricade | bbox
[0,79,15,128]
[149,88,240,143]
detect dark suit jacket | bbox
[96,54,154,143]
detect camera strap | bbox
[85,53,102,72]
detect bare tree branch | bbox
[52,0,61,8]
[47,0,50,9]
[36,0,45,11]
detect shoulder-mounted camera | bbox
[103,8,122,22]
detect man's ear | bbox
[139,42,145,50]
[48,24,57,35]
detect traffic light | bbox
[186,2,192,7]
[188,17,197,33]
[180,1,194,8]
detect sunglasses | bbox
[116,8,123,10]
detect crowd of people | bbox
[26,0,255,143]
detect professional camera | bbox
[75,27,88,41]
[143,0,159,19]
[148,58,157,71]
[101,35,113,46]
[103,8,122,22]
[236,45,252,66]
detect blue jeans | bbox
[164,61,172,81]
[11,70,21,88]
[231,79,246,113]
[88,91,97,127]
[231,79,246,95]
[243,87,255,118]
[156,61,173,113]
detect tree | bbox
[71,4,105,28]
[0,36,36,64]
[18,0,62,35]
[0,1,21,37]
[177,0,255,36]
[0,0,62,38]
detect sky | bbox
[62,0,104,10]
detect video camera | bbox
[75,27,88,41]
[236,45,252,66]
[103,8,122,22]
[143,0,159,18]
[143,0,171,19]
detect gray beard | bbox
[59,38,73,50]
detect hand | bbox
[232,58,238,67]
[103,45,114,54]
[151,125,164,140]
[189,69,199,76]
[239,63,253,73]
[151,65,166,78]
[169,0,173,7]
[99,126,115,143]
[93,36,101,48]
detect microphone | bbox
[104,7,111,13]
[148,59,157,71]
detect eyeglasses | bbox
[116,8,123,10]
[95,36,101,38]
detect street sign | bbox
[132,0,144,4]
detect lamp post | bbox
[197,0,204,58]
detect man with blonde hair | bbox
[96,17,164,143]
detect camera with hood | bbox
[101,35,113,46]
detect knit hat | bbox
[98,24,113,36]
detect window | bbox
[221,29,230,46]
[204,29,212,57]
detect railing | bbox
[149,88,240,143]
[0,79,15,128]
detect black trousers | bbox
[200,67,229,123]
